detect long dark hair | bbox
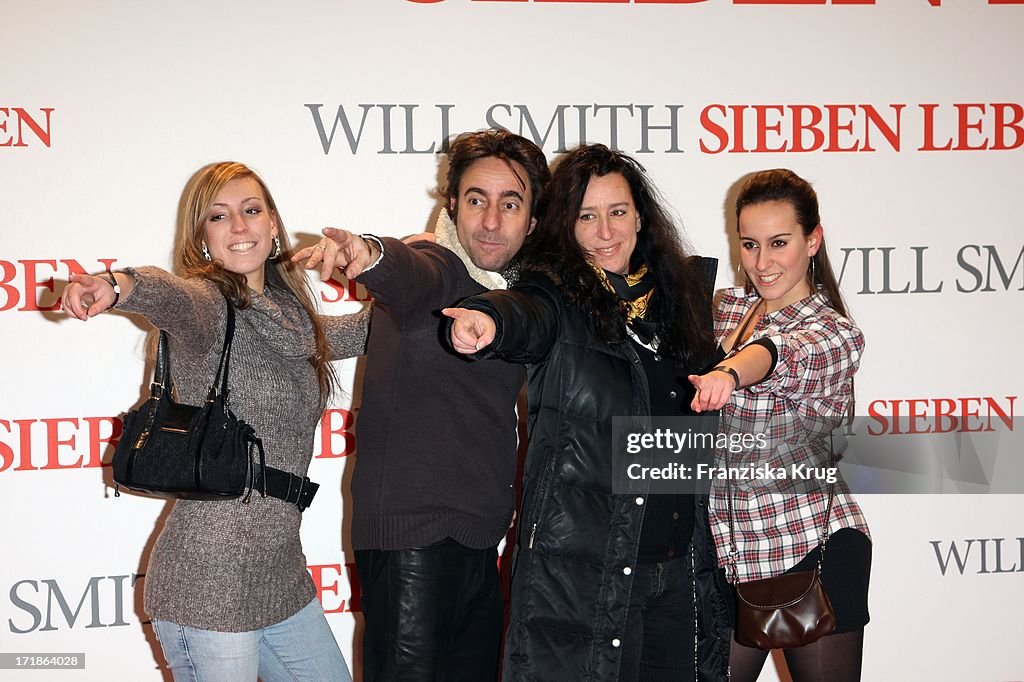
[735,168,850,319]
[521,144,714,365]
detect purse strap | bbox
[723,297,764,359]
[209,298,237,402]
[150,296,236,402]
[726,432,836,584]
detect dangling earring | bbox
[738,261,753,293]
[201,241,212,262]
[269,236,282,261]
[808,233,819,286]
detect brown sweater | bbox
[119,266,369,631]
[351,239,525,551]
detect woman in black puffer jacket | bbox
[444,144,731,681]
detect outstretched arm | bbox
[322,305,372,360]
[292,227,381,281]
[688,343,773,413]
[441,275,562,364]
[63,267,225,356]
[61,271,136,321]
[442,307,498,354]
[690,312,864,413]
[302,227,473,321]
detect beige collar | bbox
[433,210,508,291]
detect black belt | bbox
[253,466,319,512]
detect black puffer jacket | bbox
[460,269,730,682]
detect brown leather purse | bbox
[733,564,836,649]
[726,445,837,650]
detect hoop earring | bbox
[201,242,212,262]
[808,256,816,284]
[269,236,282,261]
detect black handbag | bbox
[112,298,319,511]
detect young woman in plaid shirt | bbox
[689,169,870,682]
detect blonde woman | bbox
[61,162,367,681]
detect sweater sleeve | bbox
[747,313,864,404]
[355,238,467,322]
[322,304,371,360]
[456,275,561,364]
[116,266,224,357]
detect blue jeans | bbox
[153,598,351,682]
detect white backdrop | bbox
[2,1,1023,680]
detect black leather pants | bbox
[356,539,503,682]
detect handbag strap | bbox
[152,331,172,398]
[817,432,837,569]
[726,432,836,583]
[151,295,236,402]
[209,298,236,402]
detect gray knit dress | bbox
[118,267,369,632]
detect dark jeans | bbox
[619,555,697,682]
[355,539,502,682]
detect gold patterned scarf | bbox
[594,262,657,343]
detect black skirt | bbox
[720,527,872,634]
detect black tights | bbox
[728,629,864,682]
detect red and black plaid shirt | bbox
[708,288,870,581]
